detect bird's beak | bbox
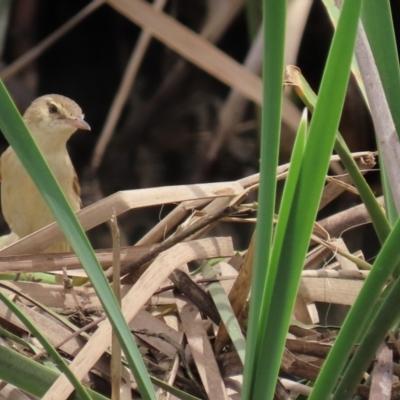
[64,117,91,131]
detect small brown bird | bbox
[0,94,90,252]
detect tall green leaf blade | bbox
[267,109,307,303]
[258,0,361,397]
[242,0,286,398]
[290,68,390,243]
[250,110,308,399]
[0,82,155,399]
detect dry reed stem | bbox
[0,181,244,255]
[103,0,306,145]
[42,237,233,400]
[355,22,400,212]
[105,0,262,102]
[90,0,167,171]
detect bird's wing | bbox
[0,232,19,250]
[72,170,82,209]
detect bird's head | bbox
[23,94,90,149]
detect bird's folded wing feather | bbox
[73,170,82,208]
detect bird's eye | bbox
[48,104,58,114]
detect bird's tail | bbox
[0,232,20,250]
